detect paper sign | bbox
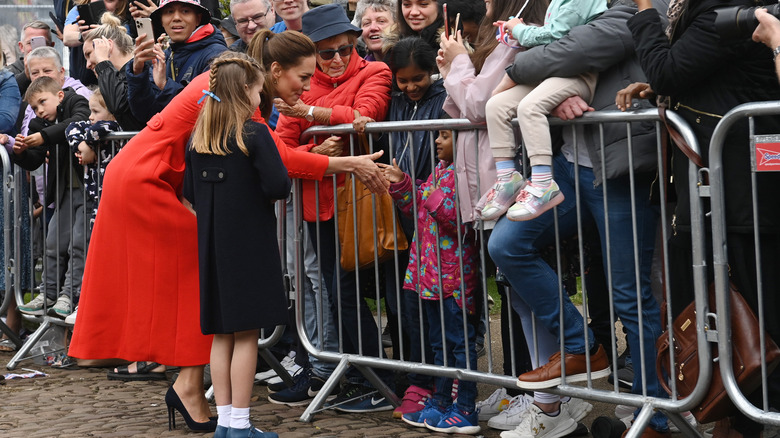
[753,135,780,172]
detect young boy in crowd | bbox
[15,76,90,319]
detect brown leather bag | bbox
[656,282,780,423]
[336,135,408,271]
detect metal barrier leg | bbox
[258,347,295,387]
[6,318,53,370]
[300,356,349,422]
[353,362,400,406]
[666,411,702,437]
[625,403,655,438]
[0,319,22,349]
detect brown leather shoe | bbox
[621,426,672,437]
[516,345,611,390]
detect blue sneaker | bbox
[225,424,278,438]
[426,404,481,434]
[333,387,394,413]
[402,399,445,428]
[267,368,333,406]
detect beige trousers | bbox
[485,72,598,166]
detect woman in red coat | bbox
[69,36,386,431]
[274,4,395,412]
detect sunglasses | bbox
[318,44,353,61]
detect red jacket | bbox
[276,51,392,222]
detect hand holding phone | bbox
[443,3,450,37]
[135,17,154,41]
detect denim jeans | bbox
[424,297,477,412]
[286,200,338,379]
[307,219,394,387]
[488,153,667,431]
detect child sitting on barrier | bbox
[381,121,481,435]
[476,0,607,222]
[14,76,91,319]
[184,51,288,438]
[66,88,122,232]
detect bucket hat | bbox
[151,0,212,28]
[302,4,361,43]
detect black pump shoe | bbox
[165,386,217,432]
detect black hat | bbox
[302,4,362,43]
[151,0,212,29]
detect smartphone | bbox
[77,0,107,26]
[135,17,154,41]
[443,3,450,37]
[30,36,46,50]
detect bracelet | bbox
[773,45,780,61]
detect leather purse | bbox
[656,282,780,423]
[336,135,408,271]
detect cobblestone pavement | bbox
[1,320,711,438]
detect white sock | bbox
[230,406,251,430]
[217,404,232,428]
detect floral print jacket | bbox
[389,161,477,313]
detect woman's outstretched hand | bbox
[350,150,388,193]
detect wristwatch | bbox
[774,46,780,61]
[305,105,315,122]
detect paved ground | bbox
[0,318,711,438]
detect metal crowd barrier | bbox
[290,110,711,436]
[709,101,780,428]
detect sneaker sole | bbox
[516,366,611,390]
[401,416,427,428]
[267,395,315,406]
[487,417,523,431]
[425,422,481,434]
[335,403,394,413]
[507,192,565,222]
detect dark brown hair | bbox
[470,0,548,74]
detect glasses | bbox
[235,7,270,28]
[317,44,353,60]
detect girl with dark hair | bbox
[354,35,446,420]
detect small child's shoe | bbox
[402,399,445,428]
[426,404,481,434]
[393,385,432,418]
[506,180,565,222]
[226,425,278,438]
[477,171,525,220]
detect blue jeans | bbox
[488,154,667,431]
[424,297,477,412]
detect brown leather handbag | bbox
[336,135,408,271]
[656,282,780,423]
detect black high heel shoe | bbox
[165,386,217,432]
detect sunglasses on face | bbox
[318,44,353,61]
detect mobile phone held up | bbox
[135,17,154,40]
[30,36,47,51]
[77,0,107,27]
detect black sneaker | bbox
[268,368,333,406]
[325,383,394,413]
[607,361,634,390]
[324,382,366,408]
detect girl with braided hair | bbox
[184,51,287,438]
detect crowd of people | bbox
[1,0,780,437]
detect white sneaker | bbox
[488,394,533,430]
[255,351,296,382]
[476,388,511,421]
[64,306,78,325]
[50,295,72,318]
[561,397,592,422]
[614,404,634,419]
[18,294,55,316]
[667,411,697,433]
[264,363,302,386]
[500,403,577,438]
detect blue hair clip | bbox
[197,89,221,104]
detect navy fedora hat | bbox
[302,4,362,43]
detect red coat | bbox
[276,51,392,222]
[69,72,328,365]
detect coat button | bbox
[147,114,164,130]
[218,172,224,179]
[202,171,207,177]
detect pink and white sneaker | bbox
[506,180,565,222]
[393,385,432,419]
[476,171,526,220]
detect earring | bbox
[273,78,278,85]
